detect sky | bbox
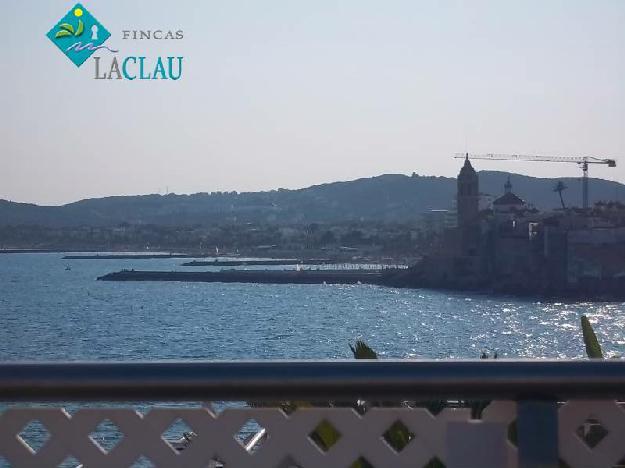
[1,0,624,205]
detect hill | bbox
[0,171,623,226]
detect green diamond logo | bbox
[46,3,111,67]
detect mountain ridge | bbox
[1,171,623,226]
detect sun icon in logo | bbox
[74,7,83,17]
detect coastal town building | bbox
[492,177,526,215]
[405,158,625,298]
[456,154,480,227]
[422,209,456,234]
[456,154,481,255]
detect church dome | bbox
[493,192,525,206]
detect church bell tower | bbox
[457,153,479,228]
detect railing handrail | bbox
[1,359,624,401]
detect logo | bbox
[46,3,113,67]
[46,4,184,80]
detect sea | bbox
[2,252,625,466]
[2,252,625,361]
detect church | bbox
[493,177,527,215]
[396,155,623,297]
[456,154,481,255]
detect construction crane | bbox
[454,152,617,209]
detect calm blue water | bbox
[1,253,625,360]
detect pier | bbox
[181,259,332,267]
[97,269,398,285]
[64,253,200,260]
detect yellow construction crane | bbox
[454,152,617,209]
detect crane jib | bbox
[454,153,616,166]
[452,152,617,210]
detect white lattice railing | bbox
[3,401,625,468]
[0,403,513,468]
[0,361,624,468]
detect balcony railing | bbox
[0,360,624,468]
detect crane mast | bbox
[454,153,616,209]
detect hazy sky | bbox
[2,0,624,205]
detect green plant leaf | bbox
[75,19,84,36]
[55,30,72,38]
[383,421,414,452]
[581,315,603,359]
[349,340,378,359]
[310,420,341,451]
[59,23,75,34]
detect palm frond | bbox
[349,340,378,359]
[581,315,603,359]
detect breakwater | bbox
[2,249,92,254]
[64,254,200,260]
[97,269,397,285]
[182,259,332,267]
